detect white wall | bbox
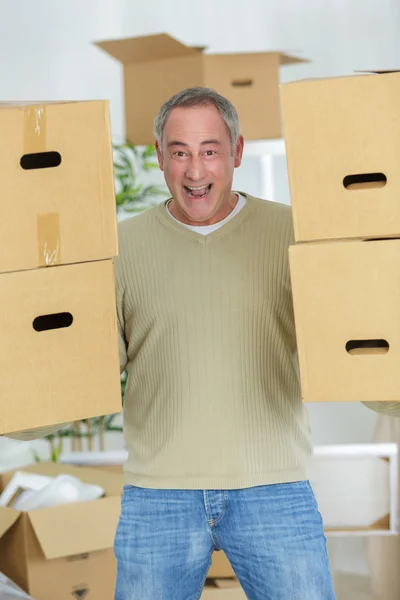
[1,0,399,576]
[0,0,126,139]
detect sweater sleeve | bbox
[362,401,400,417]
[114,253,128,374]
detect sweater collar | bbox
[154,192,256,245]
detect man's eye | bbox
[175,151,186,157]
[205,150,216,156]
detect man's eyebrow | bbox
[167,139,221,147]
[167,141,188,147]
[201,139,221,145]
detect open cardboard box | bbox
[280,70,400,242]
[95,32,306,145]
[0,462,123,600]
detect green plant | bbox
[37,143,165,461]
[113,142,168,214]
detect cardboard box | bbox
[0,100,117,273]
[280,71,400,242]
[202,579,245,599]
[208,551,235,579]
[95,32,306,145]
[0,259,121,434]
[0,462,123,600]
[289,238,400,402]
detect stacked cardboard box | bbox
[0,100,122,434]
[280,71,400,402]
[95,32,307,145]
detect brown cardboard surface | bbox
[280,71,400,242]
[0,506,20,537]
[96,32,199,63]
[28,549,117,600]
[202,590,246,599]
[28,496,121,559]
[0,100,117,273]
[208,551,235,578]
[289,238,400,402]
[95,32,306,144]
[202,579,245,599]
[124,54,204,147]
[204,53,283,141]
[0,463,122,600]
[0,513,30,593]
[0,259,121,434]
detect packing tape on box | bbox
[23,106,62,267]
[37,213,61,266]
[24,105,47,153]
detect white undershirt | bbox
[166,193,246,235]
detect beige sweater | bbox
[7,194,400,487]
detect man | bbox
[7,87,400,599]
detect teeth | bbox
[186,185,209,190]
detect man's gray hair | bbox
[154,87,241,150]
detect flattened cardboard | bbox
[0,260,121,434]
[95,32,306,144]
[289,239,400,402]
[0,100,117,273]
[280,71,400,242]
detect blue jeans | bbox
[114,480,336,600]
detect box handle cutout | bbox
[33,312,73,332]
[346,339,389,355]
[231,79,254,87]
[20,152,62,170]
[343,173,387,190]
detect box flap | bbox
[0,507,20,538]
[3,462,123,497]
[355,69,400,74]
[95,32,199,64]
[279,53,308,65]
[28,496,121,559]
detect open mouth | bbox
[184,184,212,199]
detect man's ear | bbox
[155,140,164,171]
[234,135,244,168]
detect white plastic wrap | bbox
[0,572,34,599]
[0,471,104,511]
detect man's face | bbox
[156,104,244,226]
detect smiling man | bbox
[112,86,337,600]
[7,87,400,600]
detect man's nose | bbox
[185,156,205,181]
